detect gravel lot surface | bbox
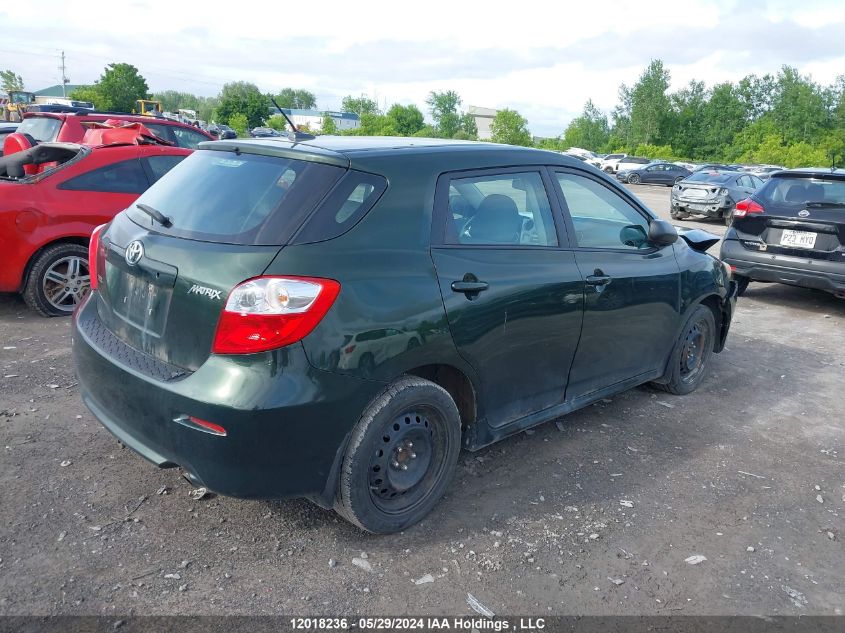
[1,183,843,617]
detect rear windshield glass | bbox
[126,150,344,245]
[17,117,62,142]
[685,172,732,184]
[762,177,845,206]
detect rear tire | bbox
[628,173,641,184]
[23,243,90,317]
[735,275,750,297]
[335,376,461,534]
[651,305,716,396]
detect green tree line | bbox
[546,60,845,168]
[36,57,840,167]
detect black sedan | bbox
[250,126,282,138]
[216,124,237,140]
[672,170,764,224]
[617,162,691,186]
[720,168,845,298]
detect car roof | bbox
[770,168,845,180]
[202,136,582,170]
[22,111,208,128]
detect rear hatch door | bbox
[734,175,845,262]
[94,146,346,371]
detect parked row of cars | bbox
[6,120,841,533]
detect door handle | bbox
[585,274,612,286]
[451,280,490,294]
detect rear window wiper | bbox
[135,203,173,228]
[805,201,845,208]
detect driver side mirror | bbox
[648,219,678,246]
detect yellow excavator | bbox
[133,99,163,116]
[3,90,36,122]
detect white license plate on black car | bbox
[780,229,817,249]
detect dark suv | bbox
[72,137,736,533]
[720,168,845,297]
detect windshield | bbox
[17,117,63,142]
[762,177,845,206]
[684,172,732,184]
[126,150,345,245]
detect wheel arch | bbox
[311,363,478,510]
[405,363,477,431]
[20,235,89,292]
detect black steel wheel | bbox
[650,304,716,395]
[335,376,461,533]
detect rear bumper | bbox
[721,239,845,293]
[71,294,383,503]
[671,197,730,217]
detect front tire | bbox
[651,305,716,395]
[335,376,461,534]
[23,243,90,317]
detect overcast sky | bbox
[2,0,844,136]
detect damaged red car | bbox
[0,123,190,316]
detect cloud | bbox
[3,0,844,136]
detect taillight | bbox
[88,224,106,290]
[211,276,340,354]
[733,198,764,217]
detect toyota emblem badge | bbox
[125,240,144,266]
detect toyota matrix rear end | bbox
[71,142,386,502]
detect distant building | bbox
[468,106,498,140]
[33,84,88,103]
[270,108,360,133]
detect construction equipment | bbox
[3,91,36,122]
[133,99,163,117]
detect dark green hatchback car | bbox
[72,137,737,533]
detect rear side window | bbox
[446,171,558,246]
[145,155,186,183]
[59,159,149,194]
[127,150,344,245]
[685,172,731,184]
[17,117,62,142]
[144,124,176,144]
[171,126,210,149]
[293,171,387,244]
[762,177,845,206]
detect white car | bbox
[599,153,627,173]
[337,328,421,373]
[614,156,652,173]
[564,147,602,168]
